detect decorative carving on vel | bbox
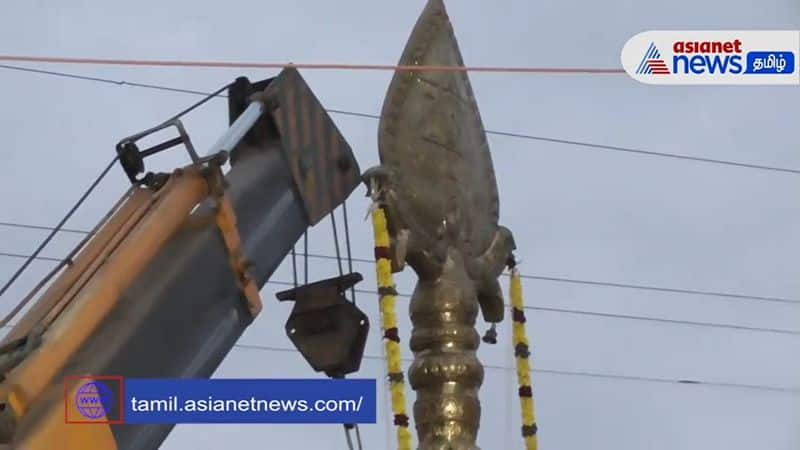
[366,1,515,448]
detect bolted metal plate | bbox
[262,68,362,225]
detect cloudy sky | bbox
[0,1,798,449]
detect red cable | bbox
[0,55,624,74]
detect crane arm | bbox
[0,68,361,450]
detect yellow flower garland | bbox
[371,206,412,450]
[510,265,538,450]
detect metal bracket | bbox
[229,69,361,225]
[116,118,201,185]
[275,274,369,378]
[206,164,263,317]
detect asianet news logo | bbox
[622,31,799,84]
[671,39,744,74]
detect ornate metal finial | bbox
[368,1,516,448]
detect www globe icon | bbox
[75,381,114,419]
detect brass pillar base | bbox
[409,253,483,450]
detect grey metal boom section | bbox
[12,69,362,450]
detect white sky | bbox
[0,1,798,449]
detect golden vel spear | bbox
[365,1,515,448]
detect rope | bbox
[330,210,344,277]
[290,246,298,288]
[303,232,309,284]
[354,421,364,450]
[510,262,539,450]
[370,205,412,450]
[342,200,356,304]
[342,201,362,448]
[328,210,359,448]
[164,82,231,124]
[344,426,355,450]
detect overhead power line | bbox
[1,221,798,306]
[276,252,800,306]
[233,343,798,394]
[262,280,799,336]
[2,64,799,175]
[0,221,88,235]
[485,130,800,174]
[0,252,61,263]
[0,55,624,74]
[1,248,797,335]
[0,157,117,299]
[0,64,219,97]
[517,274,800,305]
[1,318,787,393]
